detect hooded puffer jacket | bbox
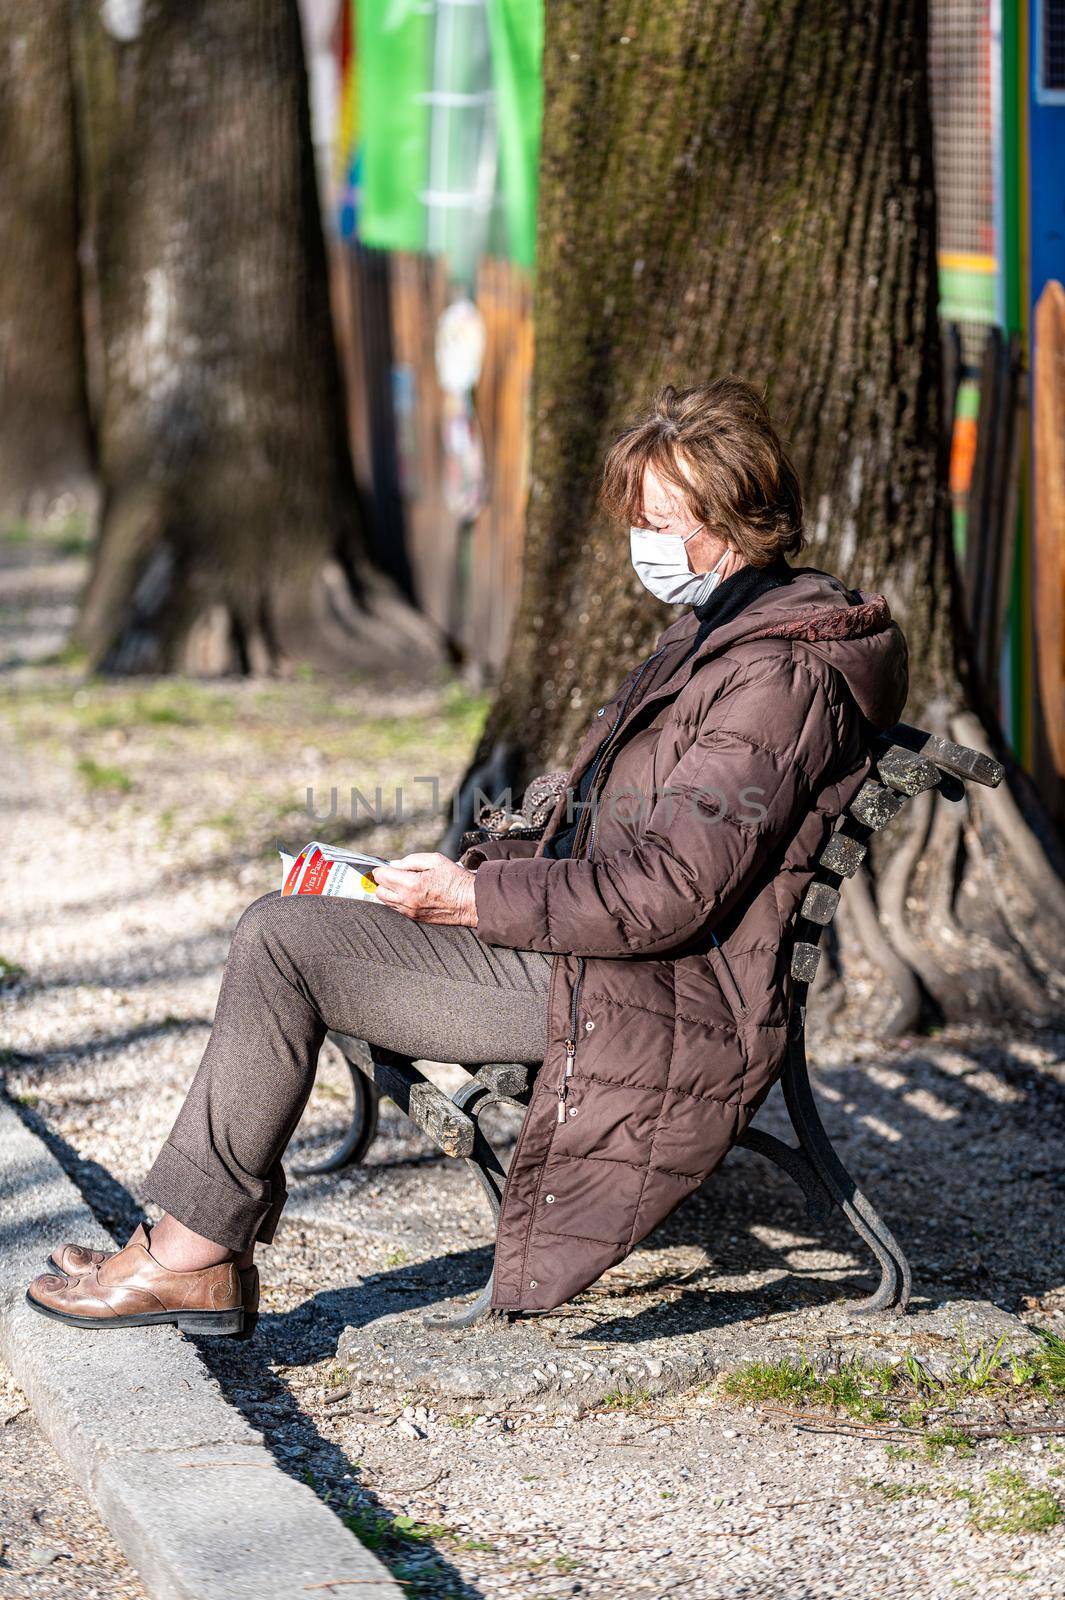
[465,565,909,1313]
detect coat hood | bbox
[673,564,909,731]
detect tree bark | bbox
[463,0,1065,1026]
[72,0,441,675]
[0,1,94,524]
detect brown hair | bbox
[599,378,806,567]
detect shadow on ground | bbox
[7,998,1064,1593]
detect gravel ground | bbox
[0,1361,147,1599]
[2,533,1064,1599]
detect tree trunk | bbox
[72,0,441,675]
[462,0,1065,1027]
[0,0,94,524]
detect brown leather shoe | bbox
[46,1242,110,1276]
[27,1223,244,1336]
[44,1232,259,1339]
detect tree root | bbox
[837,865,923,1036]
[837,760,1065,1028]
[874,788,962,1017]
[78,517,445,677]
[952,711,1065,927]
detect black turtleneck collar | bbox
[688,555,792,652]
[540,557,792,863]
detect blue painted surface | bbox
[1030,1,1065,312]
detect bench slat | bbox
[791,941,822,982]
[473,1062,533,1098]
[800,883,840,925]
[819,832,867,877]
[883,724,1005,788]
[874,745,941,796]
[333,1034,475,1158]
[918,732,1003,787]
[847,779,907,831]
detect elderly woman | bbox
[28,378,907,1336]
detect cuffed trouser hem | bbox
[143,1139,280,1254]
[253,1182,288,1245]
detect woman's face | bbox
[637,464,733,576]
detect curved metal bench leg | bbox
[780,1021,912,1313]
[737,1127,834,1222]
[451,1074,529,1223]
[421,1073,531,1330]
[422,1269,513,1330]
[739,1117,905,1313]
[290,1037,381,1176]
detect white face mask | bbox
[629,525,730,607]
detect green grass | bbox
[922,1426,978,1462]
[331,1499,490,1595]
[389,1515,451,1542]
[1,519,35,544]
[2,651,486,757]
[340,1506,449,1549]
[68,683,237,733]
[1,511,92,554]
[77,756,133,793]
[0,955,26,988]
[862,1469,1062,1536]
[960,1470,1062,1535]
[3,671,490,842]
[204,811,241,837]
[1034,1329,1065,1395]
[598,1388,654,1411]
[36,641,88,670]
[721,1355,894,1420]
[722,1330,1065,1439]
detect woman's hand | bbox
[372,853,478,927]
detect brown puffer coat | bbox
[465,566,908,1313]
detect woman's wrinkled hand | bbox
[372,852,479,927]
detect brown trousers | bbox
[143,892,553,1251]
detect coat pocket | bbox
[709,933,748,1020]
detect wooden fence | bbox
[329,243,533,680]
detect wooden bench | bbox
[293,722,1004,1329]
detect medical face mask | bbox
[629,524,730,607]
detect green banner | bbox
[356,0,433,253]
[486,0,543,268]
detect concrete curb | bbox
[0,1095,402,1600]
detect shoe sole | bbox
[25,1289,244,1337]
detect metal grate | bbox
[1041,0,1065,91]
[928,0,999,369]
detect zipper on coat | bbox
[557,956,585,1120]
[556,644,670,1118]
[711,930,746,1015]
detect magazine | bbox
[279,841,391,903]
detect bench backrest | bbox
[789,723,1005,987]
